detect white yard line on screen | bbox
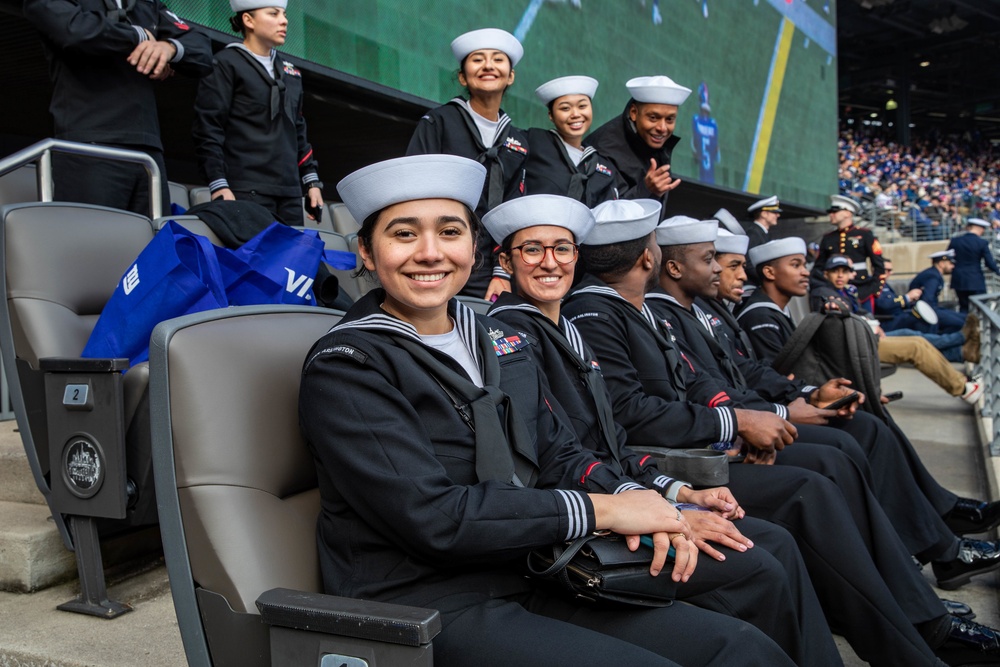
[515,0,547,42]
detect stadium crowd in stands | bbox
[838,129,1000,239]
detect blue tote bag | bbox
[82,221,229,366]
[220,222,355,306]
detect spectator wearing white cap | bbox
[192,0,324,226]
[742,196,781,288]
[406,28,529,301]
[565,210,1000,666]
[909,249,966,333]
[524,76,619,207]
[302,155,798,667]
[585,75,692,216]
[810,193,887,312]
[947,217,1000,312]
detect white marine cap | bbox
[827,194,860,215]
[451,28,523,67]
[230,0,286,11]
[585,199,662,245]
[713,208,745,236]
[336,155,486,225]
[535,76,598,105]
[968,218,991,228]
[655,216,718,246]
[626,75,692,106]
[748,237,807,266]
[482,194,595,245]
[715,229,749,256]
[929,249,956,260]
[748,195,782,214]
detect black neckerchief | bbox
[330,292,537,487]
[489,295,624,474]
[228,43,287,121]
[449,98,512,210]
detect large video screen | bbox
[170,0,837,209]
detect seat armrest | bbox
[255,587,441,647]
[39,357,129,373]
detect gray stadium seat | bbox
[0,202,159,617]
[0,163,38,206]
[149,306,439,666]
[787,294,810,325]
[456,295,493,314]
[168,181,191,211]
[329,202,360,235]
[189,187,212,207]
[153,214,224,246]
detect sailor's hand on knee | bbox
[669,534,698,582]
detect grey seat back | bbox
[189,187,212,207]
[329,203,360,235]
[169,182,191,211]
[0,164,38,206]
[1,202,154,367]
[311,229,361,301]
[154,214,224,246]
[150,306,343,664]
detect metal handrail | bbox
[970,293,1000,454]
[0,138,162,219]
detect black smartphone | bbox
[883,391,904,402]
[306,202,324,223]
[825,391,860,411]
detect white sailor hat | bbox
[336,155,486,225]
[828,194,861,215]
[713,208,745,236]
[748,237,807,266]
[824,255,853,271]
[482,194,595,245]
[626,76,692,106]
[655,216,718,246]
[535,76,598,105]
[586,199,662,245]
[451,28,523,67]
[748,195,782,214]
[968,218,991,228]
[929,249,955,260]
[230,0,286,11]
[715,229,749,255]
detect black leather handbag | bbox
[527,533,678,608]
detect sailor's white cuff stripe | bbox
[665,481,692,503]
[133,26,148,42]
[651,474,675,490]
[492,267,511,279]
[209,179,229,192]
[774,404,788,420]
[614,482,646,494]
[715,406,735,443]
[168,39,184,62]
[557,489,589,540]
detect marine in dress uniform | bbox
[560,201,994,666]
[300,154,793,667]
[949,218,1000,312]
[24,0,212,215]
[811,194,886,311]
[406,29,528,299]
[585,75,690,218]
[192,0,322,226]
[524,76,618,207]
[910,250,965,333]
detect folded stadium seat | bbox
[787,294,810,326]
[189,187,212,208]
[294,199,335,233]
[0,163,39,206]
[149,306,440,667]
[153,214,224,246]
[455,295,493,315]
[0,201,161,617]
[347,234,380,296]
[329,202,361,236]
[168,182,191,212]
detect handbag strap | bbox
[527,534,598,578]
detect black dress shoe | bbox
[933,539,1000,590]
[945,498,1000,536]
[941,598,977,619]
[934,615,1000,666]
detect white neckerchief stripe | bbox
[693,304,716,337]
[330,301,481,368]
[556,489,589,540]
[735,301,789,321]
[560,317,588,362]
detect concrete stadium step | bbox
[0,421,45,505]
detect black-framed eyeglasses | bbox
[512,242,579,265]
